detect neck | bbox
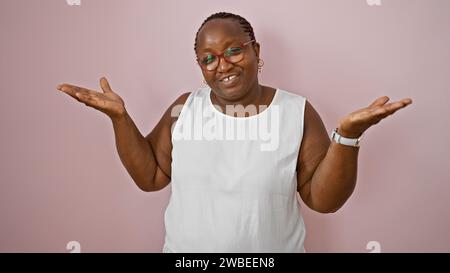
[211,83,263,110]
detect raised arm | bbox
[56,77,190,192]
[297,96,413,213]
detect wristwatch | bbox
[330,128,363,147]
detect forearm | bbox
[111,111,157,191]
[304,95,412,213]
[309,141,359,213]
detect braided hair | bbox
[194,12,256,53]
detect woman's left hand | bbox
[337,96,413,138]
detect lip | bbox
[217,74,240,87]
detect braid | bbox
[194,12,256,53]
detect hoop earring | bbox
[257,59,265,73]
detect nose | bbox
[216,56,233,73]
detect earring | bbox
[257,59,265,73]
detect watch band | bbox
[330,128,362,147]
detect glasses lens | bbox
[226,54,244,64]
[198,54,215,71]
[199,54,213,66]
[225,47,244,64]
[206,61,218,71]
[225,47,243,56]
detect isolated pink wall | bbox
[1,0,449,252]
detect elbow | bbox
[135,179,159,192]
[311,204,342,214]
[133,169,166,192]
[136,178,169,192]
[138,184,158,192]
[305,195,342,214]
[314,207,340,214]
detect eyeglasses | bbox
[197,40,256,71]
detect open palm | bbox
[338,96,413,138]
[57,77,125,119]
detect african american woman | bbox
[56,12,413,252]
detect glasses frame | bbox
[197,39,256,71]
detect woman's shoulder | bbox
[166,86,210,119]
[169,86,208,111]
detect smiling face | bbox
[195,19,260,101]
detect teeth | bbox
[222,75,237,82]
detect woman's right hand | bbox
[57,77,126,120]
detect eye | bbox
[225,47,243,56]
[201,54,216,65]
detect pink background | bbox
[1,0,449,252]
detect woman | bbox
[56,12,412,252]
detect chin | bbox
[216,86,247,101]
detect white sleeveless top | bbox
[163,86,307,253]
